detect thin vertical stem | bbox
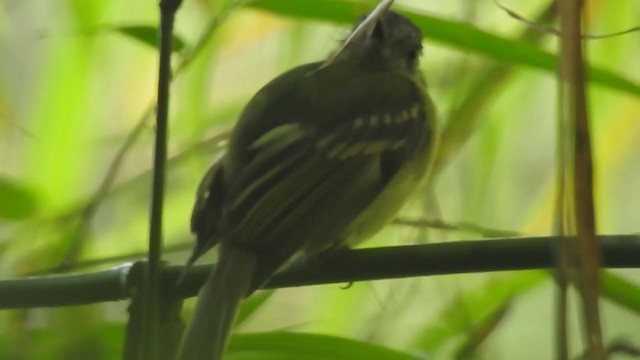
[557,0,604,358]
[143,0,183,359]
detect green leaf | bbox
[236,290,275,326]
[412,271,548,353]
[602,270,640,316]
[112,25,187,52]
[0,323,122,360]
[227,332,422,360]
[0,177,38,220]
[453,301,512,359]
[248,0,640,97]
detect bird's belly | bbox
[344,150,432,246]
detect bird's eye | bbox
[406,48,420,63]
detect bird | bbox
[178,9,437,360]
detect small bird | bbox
[178,8,437,360]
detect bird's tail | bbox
[177,245,257,360]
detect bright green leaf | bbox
[113,25,187,52]
[412,271,548,353]
[0,177,38,220]
[0,323,122,360]
[236,290,275,326]
[227,332,423,360]
[248,0,640,97]
[602,270,640,316]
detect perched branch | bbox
[0,235,638,309]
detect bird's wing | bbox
[187,159,226,269]
[217,66,433,291]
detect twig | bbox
[495,0,640,40]
[0,235,638,309]
[392,217,519,238]
[58,108,152,269]
[558,0,604,358]
[38,215,511,274]
[434,2,558,173]
[143,0,183,358]
[55,1,242,269]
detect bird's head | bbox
[331,11,423,73]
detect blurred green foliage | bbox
[1,0,640,359]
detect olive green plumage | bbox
[179,11,436,360]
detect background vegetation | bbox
[1,0,639,359]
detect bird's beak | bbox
[321,0,394,68]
